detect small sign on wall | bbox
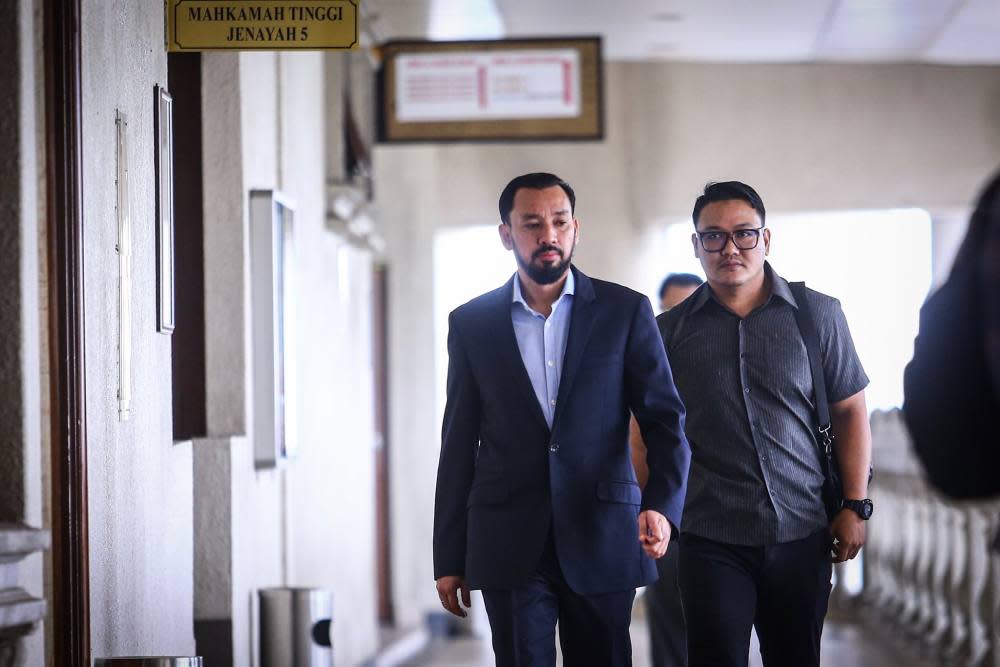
[165,0,358,51]
[379,37,604,142]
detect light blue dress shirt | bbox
[510,270,576,429]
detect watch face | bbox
[861,499,874,520]
[845,499,873,519]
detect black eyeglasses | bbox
[696,226,764,253]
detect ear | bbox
[691,232,700,259]
[762,227,771,256]
[572,217,580,245]
[498,222,514,250]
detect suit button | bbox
[549,443,559,453]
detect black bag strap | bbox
[788,282,834,454]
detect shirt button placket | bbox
[741,320,775,503]
[738,320,751,397]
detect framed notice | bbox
[154,85,175,334]
[378,37,603,142]
[250,190,297,469]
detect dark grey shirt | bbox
[657,263,868,546]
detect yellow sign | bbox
[166,0,358,51]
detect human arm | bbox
[432,313,481,600]
[629,415,649,489]
[828,388,872,562]
[630,414,667,556]
[624,297,690,553]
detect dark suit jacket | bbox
[433,267,690,595]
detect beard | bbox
[514,241,575,285]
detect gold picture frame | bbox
[378,37,603,142]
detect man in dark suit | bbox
[433,172,691,666]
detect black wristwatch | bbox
[841,498,874,520]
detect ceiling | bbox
[369,0,1000,64]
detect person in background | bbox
[631,272,704,667]
[433,172,691,666]
[904,168,1000,521]
[659,181,872,667]
[658,273,703,314]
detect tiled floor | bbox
[403,600,940,666]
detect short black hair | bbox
[658,273,703,301]
[691,181,766,228]
[498,173,576,224]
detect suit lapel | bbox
[552,267,596,428]
[489,275,551,433]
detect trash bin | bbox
[94,659,202,667]
[259,587,333,667]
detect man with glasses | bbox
[657,181,872,666]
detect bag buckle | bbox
[818,423,835,454]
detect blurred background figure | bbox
[658,273,704,314]
[632,272,703,667]
[904,167,1000,503]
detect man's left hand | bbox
[829,508,866,563]
[638,510,671,559]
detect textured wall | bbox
[618,62,1000,220]
[81,0,195,657]
[203,52,250,439]
[196,49,379,665]
[375,60,1000,628]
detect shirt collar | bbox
[690,261,797,313]
[512,267,576,312]
[766,262,798,308]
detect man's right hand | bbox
[436,575,471,618]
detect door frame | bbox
[44,0,91,663]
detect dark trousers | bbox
[678,530,832,667]
[644,543,687,666]
[482,537,636,667]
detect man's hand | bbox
[435,575,471,618]
[638,510,671,559]
[829,508,866,563]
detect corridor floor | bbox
[404,601,940,666]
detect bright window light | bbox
[658,209,932,412]
[433,225,514,424]
[428,0,504,40]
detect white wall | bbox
[81,0,195,657]
[197,49,379,665]
[620,63,1000,219]
[375,60,1000,628]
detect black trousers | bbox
[482,536,636,667]
[678,530,832,667]
[644,542,687,666]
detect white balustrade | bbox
[864,410,1000,666]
